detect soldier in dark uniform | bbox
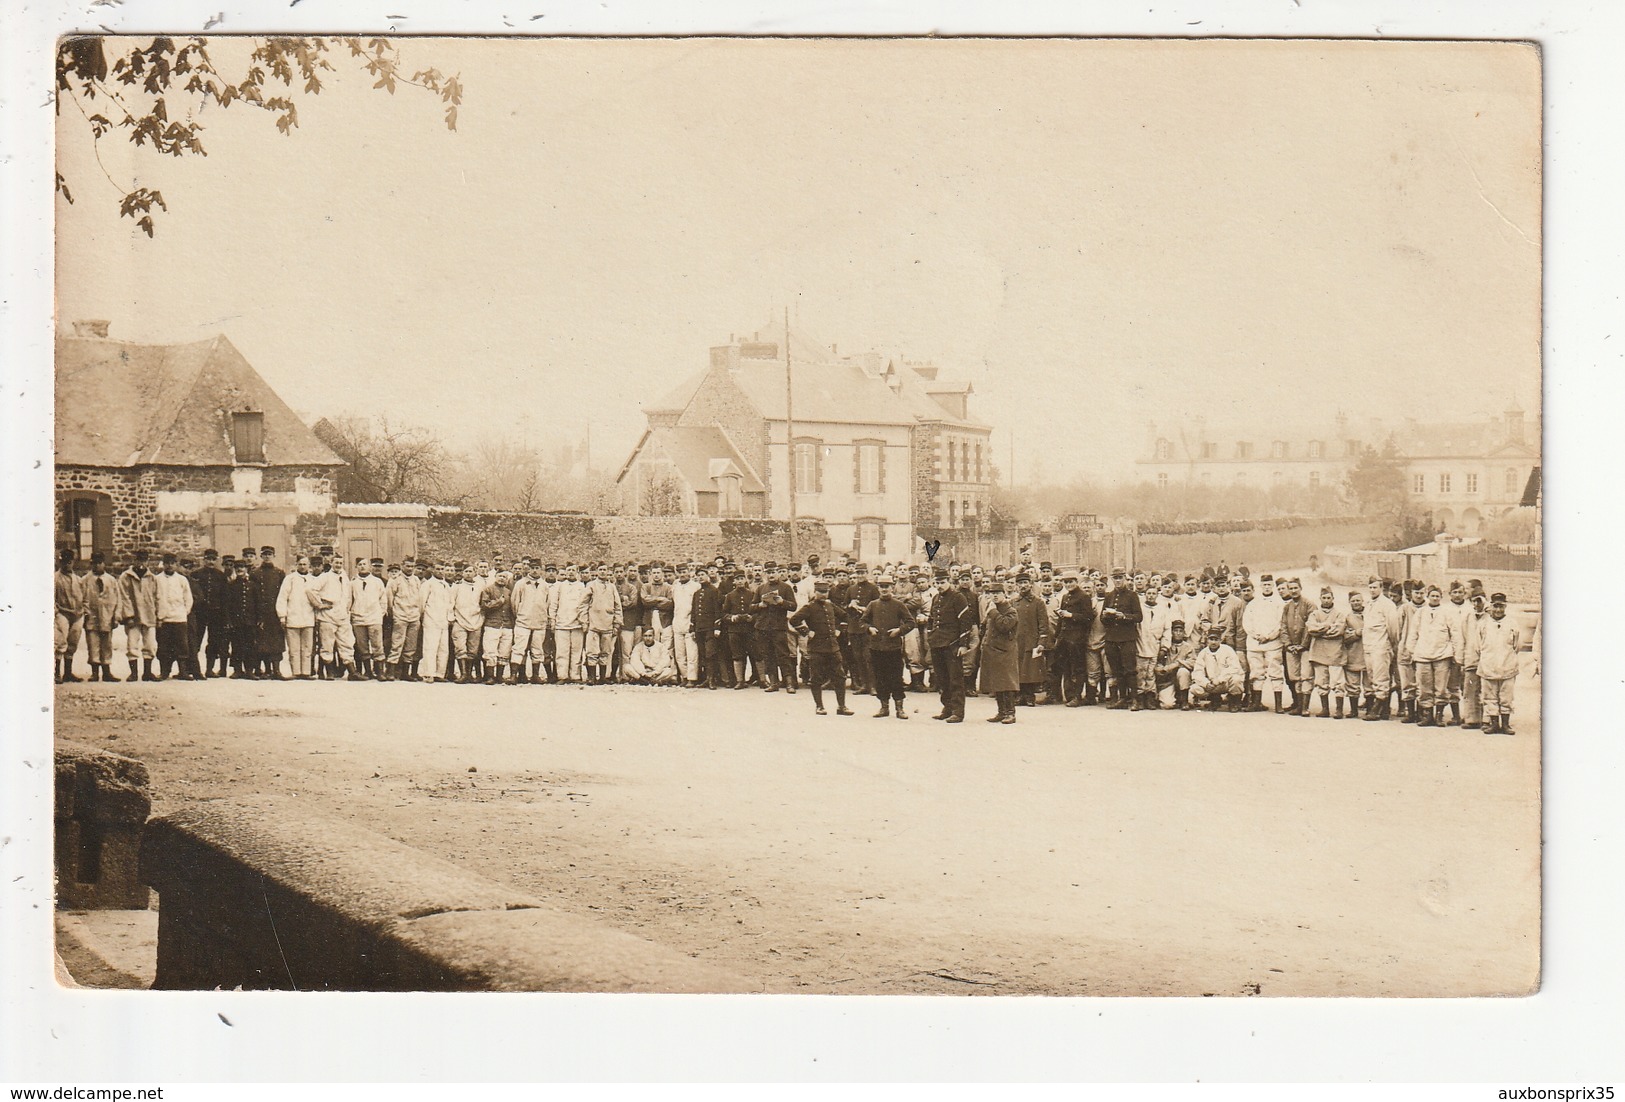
[861,574,915,718]
[1054,570,1095,706]
[692,565,725,689]
[252,545,287,680]
[225,548,258,676]
[926,571,977,723]
[1099,568,1143,709]
[1013,573,1054,706]
[752,567,796,692]
[190,548,229,677]
[844,563,880,695]
[790,579,852,716]
[720,570,755,689]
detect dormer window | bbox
[231,411,266,465]
[1154,438,1172,460]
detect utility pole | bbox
[785,306,799,565]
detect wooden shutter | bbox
[93,495,113,559]
[814,443,823,494]
[878,523,886,556]
[853,443,862,494]
[877,445,886,493]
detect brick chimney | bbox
[71,320,111,339]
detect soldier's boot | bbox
[1417,704,1436,727]
[1317,693,1330,718]
[874,701,890,718]
[1335,696,1346,719]
[1227,694,1243,713]
[1448,702,1462,726]
[894,699,907,720]
[1176,688,1190,711]
[484,663,497,685]
[732,660,747,689]
[141,658,155,682]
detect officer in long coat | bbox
[1013,573,1055,706]
[251,546,287,679]
[978,583,1021,723]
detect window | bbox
[856,519,885,558]
[1157,472,1169,490]
[1235,442,1253,459]
[960,441,970,480]
[1413,473,1426,494]
[946,439,956,481]
[974,442,983,481]
[1271,440,1287,459]
[1201,442,1218,459]
[1155,438,1172,460]
[1309,471,1321,489]
[1466,472,1478,494]
[231,411,266,465]
[59,492,112,563]
[1308,440,1323,459]
[1439,472,1452,494]
[854,441,884,495]
[1505,468,1519,495]
[793,440,822,494]
[1347,439,1362,457]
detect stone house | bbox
[54,321,345,564]
[617,320,991,561]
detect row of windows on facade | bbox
[789,439,985,495]
[1411,470,1522,496]
[1153,468,1523,495]
[1152,438,1357,461]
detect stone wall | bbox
[56,466,154,554]
[56,464,341,559]
[419,511,831,566]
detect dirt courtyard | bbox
[52,659,1541,997]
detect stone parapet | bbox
[140,798,754,992]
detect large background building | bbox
[55,322,345,563]
[1137,404,1540,535]
[618,320,991,561]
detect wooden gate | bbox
[211,509,291,565]
[336,515,419,570]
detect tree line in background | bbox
[312,415,620,514]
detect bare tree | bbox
[313,414,455,504]
[639,470,686,517]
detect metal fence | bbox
[1446,542,1541,573]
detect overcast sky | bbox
[55,37,1541,481]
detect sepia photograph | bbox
[44,32,1544,1006]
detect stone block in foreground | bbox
[140,798,753,993]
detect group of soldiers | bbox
[51,544,1527,734]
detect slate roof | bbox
[56,333,343,468]
[627,425,765,494]
[656,317,988,430]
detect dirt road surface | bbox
[52,664,1540,997]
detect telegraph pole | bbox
[785,306,799,565]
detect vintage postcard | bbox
[49,36,1541,998]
